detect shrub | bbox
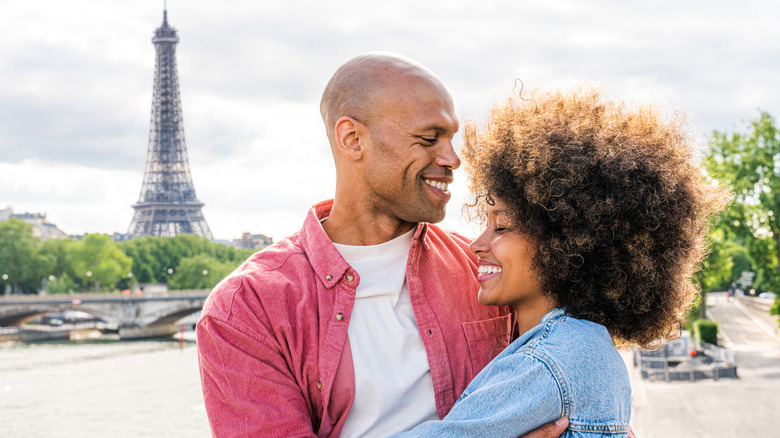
[693,319,719,345]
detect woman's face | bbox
[469,198,544,308]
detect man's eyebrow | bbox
[414,125,451,134]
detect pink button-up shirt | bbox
[197,200,513,437]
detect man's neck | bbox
[322,198,417,246]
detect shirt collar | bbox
[301,200,352,289]
[301,200,431,287]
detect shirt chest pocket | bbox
[461,314,513,375]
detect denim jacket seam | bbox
[567,421,631,433]
[524,311,566,355]
[523,348,571,418]
[521,313,572,418]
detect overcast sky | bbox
[1,0,778,241]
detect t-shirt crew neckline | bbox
[332,227,416,262]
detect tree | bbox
[41,238,79,280]
[118,234,253,287]
[695,229,734,294]
[70,234,132,292]
[46,273,76,294]
[704,111,780,294]
[169,254,237,290]
[0,218,53,294]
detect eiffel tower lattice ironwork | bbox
[128,9,213,239]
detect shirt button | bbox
[345,273,354,282]
[317,380,322,389]
[336,312,344,321]
[325,274,333,281]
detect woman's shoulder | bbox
[513,310,631,433]
[519,311,624,374]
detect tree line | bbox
[0,223,256,294]
[697,111,779,297]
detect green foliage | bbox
[724,242,752,285]
[168,254,238,289]
[40,238,79,278]
[695,229,734,292]
[684,294,703,332]
[46,273,75,294]
[0,218,54,294]
[693,319,719,345]
[0,224,257,294]
[704,111,780,293]
[118,234,253,285]
[771,297,779,316]
[70,234,133,292]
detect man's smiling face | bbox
[360,74,460,225]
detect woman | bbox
[393,87,728,437]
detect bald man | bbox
[197,53,569,437]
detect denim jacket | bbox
[392,308,631,437]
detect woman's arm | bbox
[392,352,565,437]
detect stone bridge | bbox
[0,290,210,339]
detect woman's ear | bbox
[334,116,364,161]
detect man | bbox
[197,52,569,437]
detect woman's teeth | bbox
[478,265,502,274]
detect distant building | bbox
[0,207,68,240]
[111,232,135,242]
[232,232,273,251]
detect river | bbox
[0,332,211,437]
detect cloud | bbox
[2,0,780,241]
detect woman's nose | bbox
[469,231,489,255]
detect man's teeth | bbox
[478,265,502,274]
[424,179,449,191]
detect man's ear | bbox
[334,116,364,161]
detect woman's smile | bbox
[476,260,502,283]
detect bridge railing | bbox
[0,289,212,303]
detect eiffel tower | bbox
[128,8,213,239]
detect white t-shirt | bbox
[334,229,438,437]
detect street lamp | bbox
[202,269,208,276]
[48,275,55,281]
[167,268,174,275]
[2,274,7,281]
[127,272,133,279]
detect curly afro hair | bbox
[462,86,729,348]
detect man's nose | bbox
[435,139,461,170]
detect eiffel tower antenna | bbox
[128,7,213,239]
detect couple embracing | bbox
[197,53,726,437]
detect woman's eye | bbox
[494,227,507,233]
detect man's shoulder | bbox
[201,232,313,322]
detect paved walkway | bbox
[628,292,780,438]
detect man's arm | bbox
[197,315,316,437]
